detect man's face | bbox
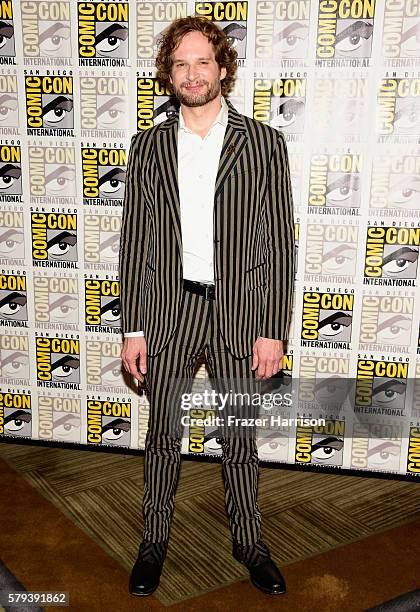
[170,31,227,107]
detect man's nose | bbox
[186,64,199,80]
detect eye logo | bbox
[0,162,21,193]
[31,212,78,267]
[253,78,306,134]
[85,278,121,332]
[355,359,408,410]
[0,274,27,325]
[382,2,420,60]
[136,78,177,131]
[364,226,420,283]
[295,420,345,465]
[25,75,74,135]
[78,2,129,64]
[82,148,127,204]
[36,336,81,388]
[86,399,131,447]
[352,422,402,472]
[0,1,15,58]
[316,0,375,61]
[195,1,248,59]
[0,392,32,437]
[21,1,71,60]
[301,292,354,347]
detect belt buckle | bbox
[204,284,211,300]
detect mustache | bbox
[181,80,208,87]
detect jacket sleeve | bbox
[260,131,295,341]
[119,132,149,335]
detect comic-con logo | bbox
[382,0,420,61]
[364,226,420,286]
[295,420,345,465]
[0,334,29,384]
[21,1,71,63]
[196,1,248,59]
[0,273,28,327]
[370,154,420,214]
[34,274,79,330]
[301,291,353,348]
[0,209,24,264]
[84,212,121,270]
[137,77,178,130]
[188,408,218,454]
[136,1,188,63]
[28,145,76,204]
[24,74,74,136]
[359,294,414,352]
[87,398,131,446]
[355,358,408,414]
[0,144,21,202]
[35,335,81,388]
[351,421,402,472]
[299,354,350,410]
[78,1,129,66]
[81,147,126,205]
[313,77,367,142]
[255,0,310,61]
[0,73,18,133]
[80,76,129,136]
[38,394,81,442]
[31,212,78,268]
[308,153,361,212]
[86,339,127,391]
[0,1,15,61]
[304,222,358,282]
[376,78,420,139]
[407,427,420,474]
[85,278,121,333]
[253,78,306,134]
[0,392,31,438]
[316,0,375,64]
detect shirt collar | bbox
[179,96,229,133]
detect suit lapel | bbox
[153,100,248,260]
[214,101,248,198]
[153,116,182,260]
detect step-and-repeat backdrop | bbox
[0,0,419,479]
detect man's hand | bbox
[251,336,284,380]
[121,336,147,383]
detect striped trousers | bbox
[142,287,262,546]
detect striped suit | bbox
[120,100,295,358]
[119,100,295,547]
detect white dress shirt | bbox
[124,97,228,338]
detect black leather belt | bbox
[183,279,215,300]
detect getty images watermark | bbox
[179,388,326,429]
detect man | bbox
[119,16,295,597]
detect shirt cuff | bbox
[124,331,144,337]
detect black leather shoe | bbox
[248,558,286,595]
[233,540,286,595]
[128,540,167,597]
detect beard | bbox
[172,75,222,107]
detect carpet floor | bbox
[0,442,419,610]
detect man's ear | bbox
[220,66,227,81]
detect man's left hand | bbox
[251,337,284,380]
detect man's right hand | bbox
[121,336,147,384]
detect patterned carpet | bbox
[0,442,419,606]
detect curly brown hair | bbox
[155,16,238,98]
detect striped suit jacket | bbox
[119,100,295,358]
